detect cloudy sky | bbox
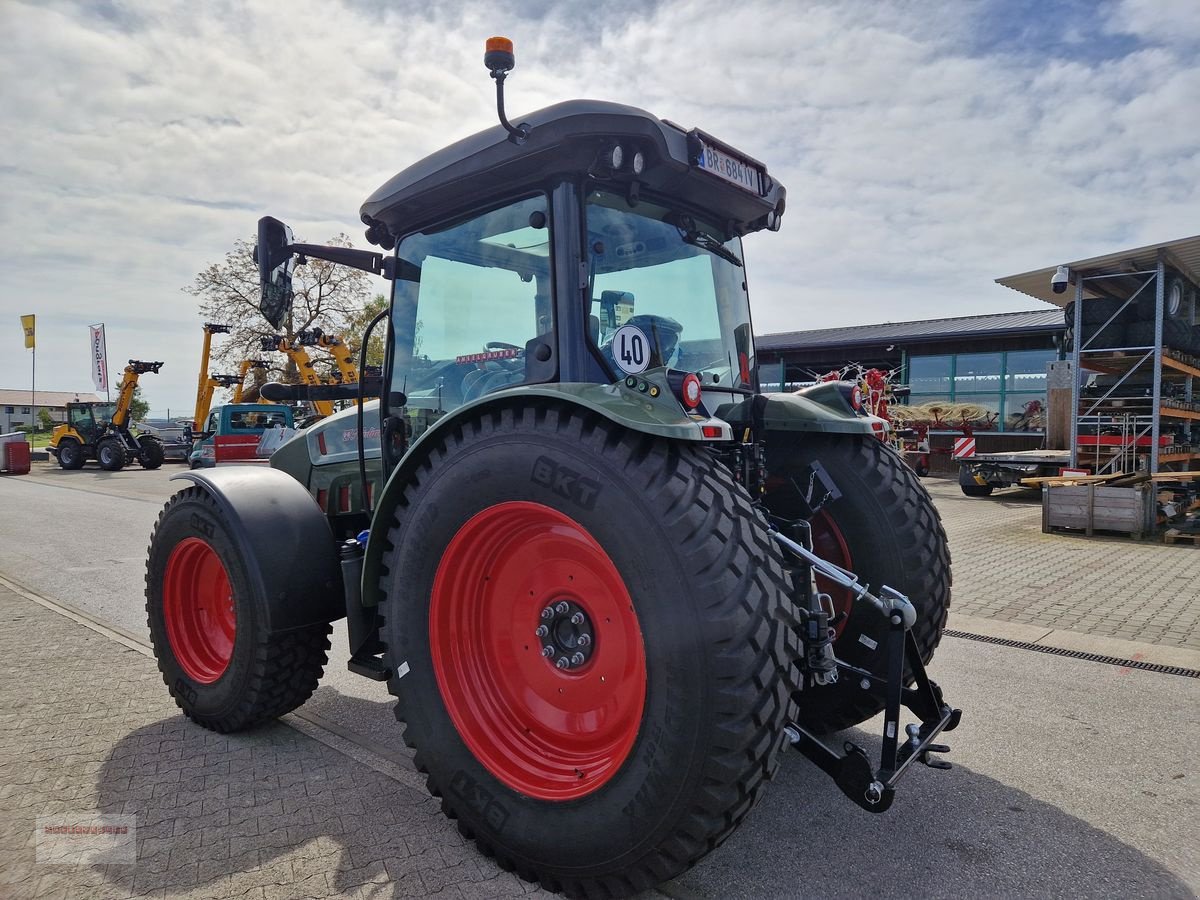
[1,0,1197,416]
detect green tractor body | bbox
[145,42,957,898]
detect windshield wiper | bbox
[679,226,743,268]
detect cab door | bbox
[68,405,98,442]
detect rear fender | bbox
[170,467,344,631]
[721,387,877,435]
[360,385,714,608]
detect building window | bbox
[954,353,1002,392]
[907,349,1056,431]
[4,406,12,415]
[1005,349,1056,391]
[21,407,30,414]
[909,355,952,394]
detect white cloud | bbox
[0,0,1196,411]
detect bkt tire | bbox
[57,439,85,470]
[138,436,165,470]
[145,487,331,732]
[378,403,798,897]
[97,436,126,471]
[763,434,951,734]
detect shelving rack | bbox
[1069,251,1198,475]
[997,236,1200,479]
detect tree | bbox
[184,234,375,389]
[129,384,150,423]
[344,294,388,372]
[38,408,54,431]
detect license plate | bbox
[694,135,764,195]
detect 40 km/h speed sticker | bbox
[611,324,650,375]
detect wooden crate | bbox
[1042,483,1153,539]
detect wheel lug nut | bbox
[541,607,554,620]
[542,646,555,658]
[577,634,591,647]
[535,625,549,638]
[555,601,570,615]
[570,652,586,666]
[570,612,585,625]
[555,657,570,669]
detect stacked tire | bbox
[1067,271,1200,354]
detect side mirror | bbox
[256,216,296,329]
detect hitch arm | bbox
[771,526,962,813]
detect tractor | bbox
[50,360,166,471]
[145,39,957,898]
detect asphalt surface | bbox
[1,463,1197,897]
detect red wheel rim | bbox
[810,510,854,638]
[163,538,236,684]
[429,501,646,801]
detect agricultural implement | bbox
[145,39,958,897]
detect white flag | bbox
[89,324,109,393]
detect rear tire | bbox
[145,487,330,732]
[56,439,84,470]
[97,437,126,471]
[763,434,951,734]
[378,403,799,897]
[138,436,164,470]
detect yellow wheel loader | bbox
[49,360,166,471]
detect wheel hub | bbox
[536,599,594,670]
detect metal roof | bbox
[996,234,1200,307]
[756,309,1063,352]
[0,390,103,407]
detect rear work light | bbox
[681,373,703,409]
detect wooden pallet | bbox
[1163,529,1200,546]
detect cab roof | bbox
[360,100,785,242]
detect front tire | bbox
[378,403,798,897]
[57,439,85,470]
[763,434,951,734]
[145,487,331,732]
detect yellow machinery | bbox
[193,323,233,431]
[296,328,359,387]
[49,360,166,471]
[232,359,271,403]
[260,335,334,417]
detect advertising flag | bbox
[21,315,35,349]
[89,324,109,393]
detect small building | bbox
[0,389,103,433]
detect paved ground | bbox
[1,583,1196,899]
[927,479,1200,650]
[1,463,1199,899]
[0,585,551,900]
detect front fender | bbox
[170,467,344,631]
[360,382,714,608]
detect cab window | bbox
[390,195,553,419]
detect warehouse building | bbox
[759,309,1065,426]
[757,309,1067,470]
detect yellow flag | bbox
[21,315,35,349]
